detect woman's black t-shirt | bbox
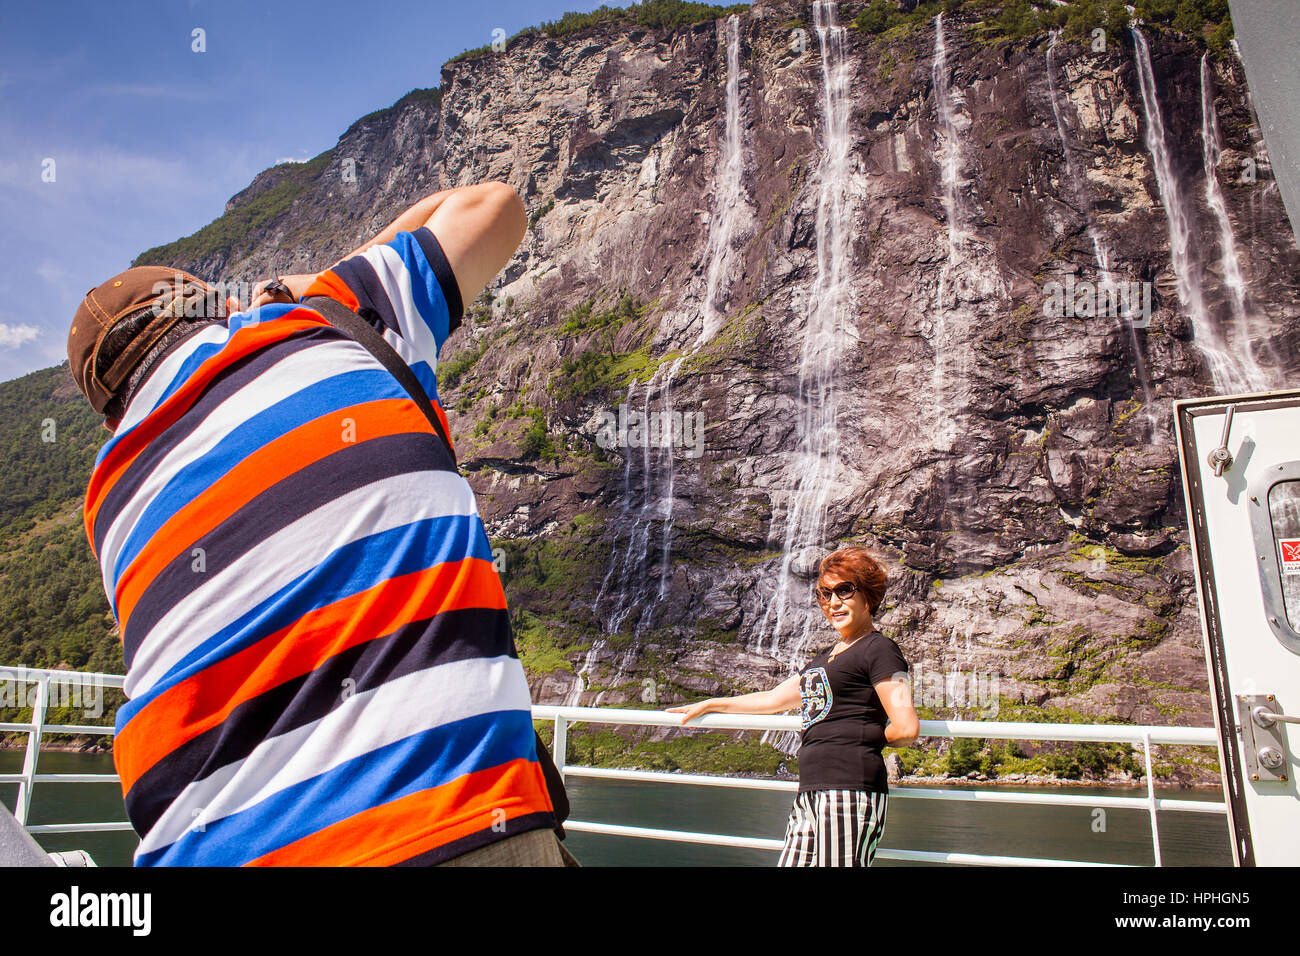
[797,630,909,793]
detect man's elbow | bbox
[482,181,526,249]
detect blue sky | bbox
[0,0,613,383]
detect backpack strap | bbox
[302,295,457,467]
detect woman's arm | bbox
[876,677,920,747]
[667,674,801,725]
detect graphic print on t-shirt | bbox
[801,667,832,730]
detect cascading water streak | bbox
[1200,53,1269,390]
[597,13,752,640]
[565,638,607,706]
[929,11,976,454]
[594,379,657,635]
[700,14,748,344]
[1047,31,1158,436]
[758,0,852,665]
[654,14,750,613]
[1131,28,1254,394]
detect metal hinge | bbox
[1237,694,1293,782]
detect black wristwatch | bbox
[260,278,297,303]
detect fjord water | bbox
[561,776,1233,867]
[1,751,1231,867]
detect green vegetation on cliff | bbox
[855,0,1232,52]
[450,0,751,61]
[549,293,655,402]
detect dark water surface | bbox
[0,751,1232,867]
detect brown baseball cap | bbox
[68,266,215,414]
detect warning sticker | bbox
[1282,540,1300,574]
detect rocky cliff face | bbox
[134,0,1300,770]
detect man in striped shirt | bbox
[67,182,564,866]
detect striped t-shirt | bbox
[84,228,555,866]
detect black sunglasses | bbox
[813,581,859,604]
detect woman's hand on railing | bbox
[667,677,801,724]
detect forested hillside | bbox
[0,366,121,737]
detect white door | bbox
[1177,389,1300,866]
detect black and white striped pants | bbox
[777,789,888,867]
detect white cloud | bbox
[0,323,40,349]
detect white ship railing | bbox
[1,669,1228,865]
[536,705,1226,867]
[0,668,128,836]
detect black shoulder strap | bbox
[303,295,457,467]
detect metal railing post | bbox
[1142,731,1163,867]
[553,715,568,781]
[15,676,48,827]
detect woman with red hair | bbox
[669,546,918,866]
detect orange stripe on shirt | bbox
[112,397,432,629]
[115,556,507,792]
[244,757,553,866]
[302,272,360,312]
[84,318,328,554]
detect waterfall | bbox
[565,638,608,707]
[593,379,656,634]
[655,355,687,604]
[1047,31,1158,435]
[595,14,750,636]
[1200,53,1269,390]
[1131,28,1255,394]
[700,14,748,344]
[930,11,966,452]
[927,13,1008,450]
[1200,55,1248,319]
[657,13,748,607]
[757,0,853,664]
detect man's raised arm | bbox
[259,182,526,311]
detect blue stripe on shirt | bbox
[387,230,452,355]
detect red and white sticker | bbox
[1281,539,1300,574]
